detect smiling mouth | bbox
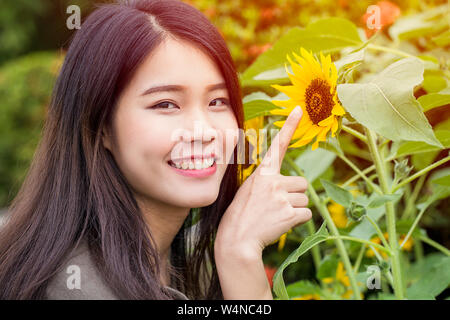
[167,158,216,170]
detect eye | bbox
[209,98,230,108]
[149,101,179,110]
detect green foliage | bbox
[321,179,353,207]
[0,51,62,207]
[405,253,450,299]
[241,18,363,87]
[337,58,442,148]
[273,223,329,300]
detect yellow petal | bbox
[292,50,318,78]
[311,127,329,150]
[292,112,313,140]
[322,277,334,284]
[273,120,285,128]
[318,115,335,127]
[289,125,321,149]
[331,121,338,137]
[269,107,292,116]
[272,99,304,109]
[332,103,345,116]
[330,63,338,85]
[277,233,287,251]
[288,136,312,149]
[331,119,339,137]
[299,48,322,77]
[320,52,332,82]
[286,55,312,86]
[271,84,301,99]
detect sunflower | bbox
[241,115,265,182]
[270,48,345,150]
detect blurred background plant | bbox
[0,0,448,299]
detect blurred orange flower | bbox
[361,1,401,38]
[264,265,277,288]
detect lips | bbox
[167,158,217,178]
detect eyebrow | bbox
[140,82,227,96]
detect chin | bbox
[181,193,219,208]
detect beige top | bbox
[45,240,188,300]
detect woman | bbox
[0,0,311,299]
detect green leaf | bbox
[368,194,402,208]
[321,179,352,207]
[396,130,450,157]
[406,255,450,299]
[416,169,450,211]
[243,92,284,121]
[316,254,339,280]
[432,30,450,46]
[349,194,388,240]
[418,90,450,112]
[241,18,362,87]
[289,147,336,183]
[395,219,424,238]
[337,58,442,148]
[432,174,450,187]
[388,5,449,41]
[422,75,447,93]
[411,150,440,171]
[285,280,322,299]
[336,49,365,84]
[273,223,329,300]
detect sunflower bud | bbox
[394,159,412,182]
[377,260,390,273]
[345,201,366,221]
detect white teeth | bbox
[170,157,215,170]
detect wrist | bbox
[214,238,262,264]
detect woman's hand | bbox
[216,106,311,255]
[214,106,312,299]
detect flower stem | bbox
[365,128,405,300]
[400,205,428,250]
[305,220,322,271]
[365,215,390,248]
[391,154,450,193]
[402,174,427,220]
[341,152,399,188]
[327,236,392,255]
[285,153,363,300]
[418,235,450,256]
[341,125,368,144]
[366,44,415,58]
[341,165,376,188]
[353,244,366,273]
[338,153,383,195]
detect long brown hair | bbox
[0,0,244,299]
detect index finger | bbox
[258,106,303,175]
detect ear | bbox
[102,126,112,151]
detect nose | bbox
[182,107,218,144]
[173,106,219,158]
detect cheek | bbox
[217,114,239,165]
[112,113,173,183]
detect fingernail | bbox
[294,106,301,115]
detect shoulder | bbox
[46,239,189,300]
[46,239,119,300]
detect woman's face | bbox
[103,37,239,209]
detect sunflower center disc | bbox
[304,78,334,124]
